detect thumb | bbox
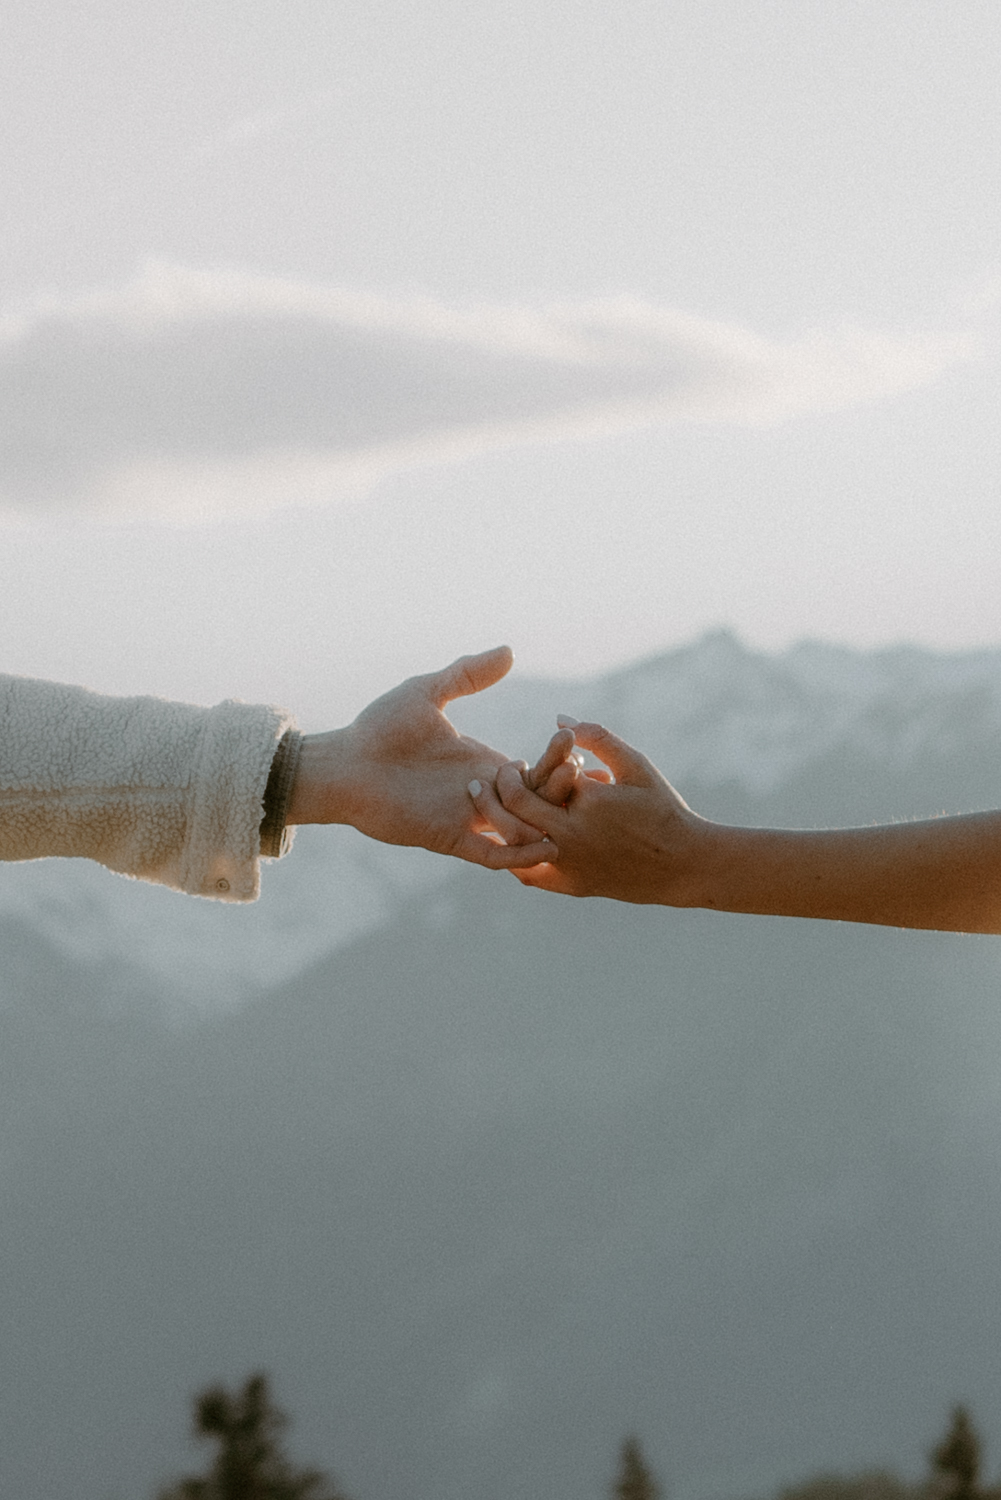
[557,716,660,787]
[428,646,514,707]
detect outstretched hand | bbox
[470,717,704,900]
[286,647,557,870]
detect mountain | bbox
[1,634,1001,1500]
[5,630,1001,1013]
[451,629,1001,823]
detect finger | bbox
[534,759,580,806]
[556,716,660,787]
[508,863,575,894]
[584,767,613,783]
[493,762,568,836]
[467,777,550,846]
[459,832,559,870]
[523,728,576,791]
[427,646,513,708]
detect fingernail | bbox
[468,780,482,797]
[514,759,529,771]
[557,714,580,729]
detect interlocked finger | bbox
[467,775,550,847]
[523,727,576,791]
[460,832,558,870]
[534,758,579,805]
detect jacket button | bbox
[216,878,230,893]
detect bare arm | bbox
[479,718,1001,933]
[682,815,1001,932]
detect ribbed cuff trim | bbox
[259,729,305,858]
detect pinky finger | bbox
[508,863,575,893]
[461,834,560,870]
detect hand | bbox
[286,646,557,870]
[484,718,1001,932]
[471,717,705,900]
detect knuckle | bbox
[452,657,478,695]
[495,767,523,803]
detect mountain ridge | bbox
[5,630,1001,1013]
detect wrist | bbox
[682,822,797,917]
[285,728,358,826]
[660,814,745,910]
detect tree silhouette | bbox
[612,1435,661,1500]
[157,1372,349,1500]
[931,1406,983,1500]
[777,1472,919,1500]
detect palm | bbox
[345,677,510,855]
[318,647,554,870]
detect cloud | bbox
[192,89,346,160]
[0,263,978,522]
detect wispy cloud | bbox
[192,89,347,161]
[0,263,978,522]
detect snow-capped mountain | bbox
[453,629,1001,796]
[4,630,1001,1010]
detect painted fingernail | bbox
[557,715,580,729]
[468,780,483,797]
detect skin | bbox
[285,646,556,871]
[474,718,1001,934]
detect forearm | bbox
[689,812,1001,933]
[0,674,292,900]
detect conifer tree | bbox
[157,1372,349,1500]
[612,1435,661,1500]
[931,1405,983,1500]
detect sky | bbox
[2,0,1001,727]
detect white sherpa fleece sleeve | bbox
[0,675,296,901]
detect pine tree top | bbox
[156,1372,349,1500]
[613,1435,662,1500]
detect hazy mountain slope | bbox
[3,634,1001,1500]
[4,631,1001,1012]
[1,875,1001,1500]
[0,821,451,1013]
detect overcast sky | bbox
[3,0,1000,725]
